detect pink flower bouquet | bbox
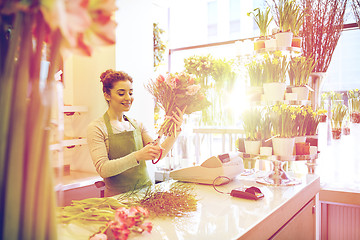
[146,72,210,137]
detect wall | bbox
[62,0,155,178]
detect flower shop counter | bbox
[58,172,320,240]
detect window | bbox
[229,0,241,36]
[208,1,218,38]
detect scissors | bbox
[148,135,163,164]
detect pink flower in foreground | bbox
[40,0,117,57]
[156,75,165,83]
[89,233,107,240]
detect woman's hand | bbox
[134,142,164,162]
[171,106,186,132]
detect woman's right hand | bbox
[134,143,163,162]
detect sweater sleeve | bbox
[86,120,140,178]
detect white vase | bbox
[244,140,261,155]
[295,136,307,143]
[263,82,286,101]
[291,86,309,100]
[309,72,326,109]
[272,137,295,156]
[275,31,293,48]
[285,92,297,100]
[265,38,276,49]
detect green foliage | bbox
[331,103,347,129]
[262,51,289,83]
[153,22,166,69]
[288,55,316,86]
[246,58,263,87]
[211,58,237,91]
[247,7,273,37]
[241,107,262,141]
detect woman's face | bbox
[105,80,134,113]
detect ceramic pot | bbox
[263,82,286,101]
[291,36,302,47]
[275,31,293,48]
[265,38,277,49]
[246,86,263,101]
[272,137,295,156]
[285,92,297,100]
[291,86,309,100]
[254,39,265,50]
[244,140,261,155]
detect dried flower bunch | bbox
[134,182,198,217]
[301,0,347,72]
[288,55,316,87]
[146,72,210,137]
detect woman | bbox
[87,69,184,196]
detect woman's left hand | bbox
[171,106,186,131]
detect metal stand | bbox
[256,160,301,186]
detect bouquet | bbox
[146,72,210,137]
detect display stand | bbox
[238,152,318,186]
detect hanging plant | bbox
[153,22,167,69]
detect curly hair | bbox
[100,69,133,95]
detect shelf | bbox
[49,138,87,151]
[255,46,302,54]
[250,100,311,106]
[63,105,88,116]
[238,151,319,162]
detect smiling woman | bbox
[86,69,185,196]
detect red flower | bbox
[156,75,165,83]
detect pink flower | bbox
[140,222,153,233]
[186,84,201,95]
[156,75,165,83]
[89,233,108,240]
[40,0,117,57]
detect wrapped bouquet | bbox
[146,72,210,137]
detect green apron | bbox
[103,113,151,196]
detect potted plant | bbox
[241,108,262,154]
[288,1,305,47]
[271,0,294,48]
[260,107,273,148]
[246,58,263,101]
[247,7,273,50]
[269,103,297,156]
[331,103,347,139]
[348,89,360,123]
[318,92,329,122]
[288,56,316,100]
[262,51,289,101]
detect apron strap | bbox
[103,113,138,136]
[103,112,114,135]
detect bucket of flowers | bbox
[331,103,347,140]
[348,89,360,123]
